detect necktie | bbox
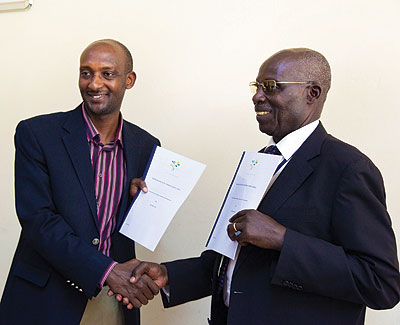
[217,256,229,296]
[264,145,287,174]
[264,145,281,155]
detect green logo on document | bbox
[170,160,181,171]
[250,160,258,169]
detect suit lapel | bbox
[62,105,98,229]
[259,155,314,216]
[115,122,143,230]
[261,123,327,214]
[234,123,328,273]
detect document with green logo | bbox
[206,152,281,259]
[120,145,206,251]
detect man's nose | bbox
[88,74,103,90]
[252,86,266,104]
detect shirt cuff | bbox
[100,261,118,289]
[162,285,171,302]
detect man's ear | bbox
[307,85,321,104]
[125,72,136,89]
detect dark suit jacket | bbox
[0,105,160,325]
[162,123,400,325]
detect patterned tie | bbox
[217,256,230,296]
[264,145,287,174]
[264,145,281,155]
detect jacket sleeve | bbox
[271,157,400,309]
[14,121,113,298]
[161,250,219,307]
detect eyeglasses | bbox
[249,80,311,94]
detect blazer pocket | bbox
[14,261,50,288]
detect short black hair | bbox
[87,39,134,73]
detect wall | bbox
[0,0,399,324]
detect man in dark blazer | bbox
[127,48,400,324]
[0,39,160,325]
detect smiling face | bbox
[253,51,321,143]
[79,42,136,118]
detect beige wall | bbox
[1,0,399,324]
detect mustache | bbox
[86,90,108,95]
[254,103,272,111]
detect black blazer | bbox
[0,105,160,325]
[163,123,400,325]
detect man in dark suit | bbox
[0,39,160,325]
[126,48,400,324]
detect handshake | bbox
[104,179,169,309]
[105,259,168,309]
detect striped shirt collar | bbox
[81,104,124,147]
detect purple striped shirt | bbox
[82,106,126,258]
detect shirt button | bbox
[98,173,102,178]
[92,238,100,245]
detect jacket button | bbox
[92,238,100,245]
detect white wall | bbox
[0,1,399,324]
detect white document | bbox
[206,152,282,259]
[120,146,206,251]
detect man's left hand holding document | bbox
[120,146,206,251]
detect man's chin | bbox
[258,123,274,136]
[84,102,113,116]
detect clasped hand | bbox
[106,178,168,309]
[106,259,168,309]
